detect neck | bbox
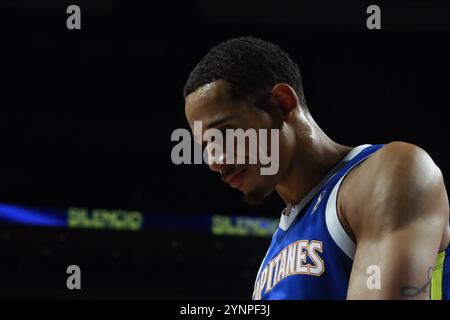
[275,114,352,205]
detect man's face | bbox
[185,80,287,205]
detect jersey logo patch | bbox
[312,190,326,214]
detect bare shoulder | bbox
[338,141,449,239]
[354,141,442,188]
[342,141,443,195]
[371,141,440,173]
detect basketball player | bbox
[183,37,450,299]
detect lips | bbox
[225,168,247,189]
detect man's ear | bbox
[271,83,299,123]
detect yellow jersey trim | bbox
[431,251,446,300]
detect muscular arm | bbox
[344,142,449,299]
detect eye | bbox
[202,126,234,151]
[218,126,233,135]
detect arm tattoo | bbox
[400,266,434,298]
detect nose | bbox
[210,163,223,172]
[208,152,226,172]
[206,143,226,172]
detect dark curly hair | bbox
[183,36,307,111]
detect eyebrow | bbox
[204,115,237,130]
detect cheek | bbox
[245,165,261,178]
[246,165,277,185]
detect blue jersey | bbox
[252,144,450,300]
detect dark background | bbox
[0,0,449,299]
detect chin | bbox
[239,170,279,206]
[243,194,265,206]
[242,184,273,206]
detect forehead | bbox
[185,80,247,127]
